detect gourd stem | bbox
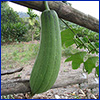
[44,1,50,10]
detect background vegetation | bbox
[1,2,99,77]
[1,2,40,44]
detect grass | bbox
[1,42,40,70]
[1,41,78,70]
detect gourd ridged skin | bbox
[30,10,61,95]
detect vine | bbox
[60,19,99,77]
[44,1,50,10]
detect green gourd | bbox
[30,2,61,95]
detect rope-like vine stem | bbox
[44,1,50,10]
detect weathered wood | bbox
[1,79,30,95]
[88,75,99,89]
[1,70,99,95]
[11,1,99,33]
[1,71,88,95]
[1,67,23,75]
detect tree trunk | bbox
[11,1,99,33]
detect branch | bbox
[1,76,99,96]
[1,67,99,95]
[1,67,23,75]
[1,71,88,95]
[11,1,99,33]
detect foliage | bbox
[61,20,99,43]
[1,22,28,43]
[65,52,87,69]
[61,19,99,77]
[1,2,28,44]
[27,8,38,19]
[59,19,68,32]
[61,29,75,47]
[1,2,22,24]
[84,56,99,74]
[27,8,41,41]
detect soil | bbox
[1,56,99,99]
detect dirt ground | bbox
[1,56,99,99]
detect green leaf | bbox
[84,56,99,74]
[61,29,74,47]
[88,44,94,51]
[89,42,96,49]
[95,42,99,48]
[96,66,99,77]
[75,38,82,46]
[75,37,87,49]
[65,51,87,69]
[75,37,84,44]
[82,37,88,43]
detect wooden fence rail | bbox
[11,1,99,33]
